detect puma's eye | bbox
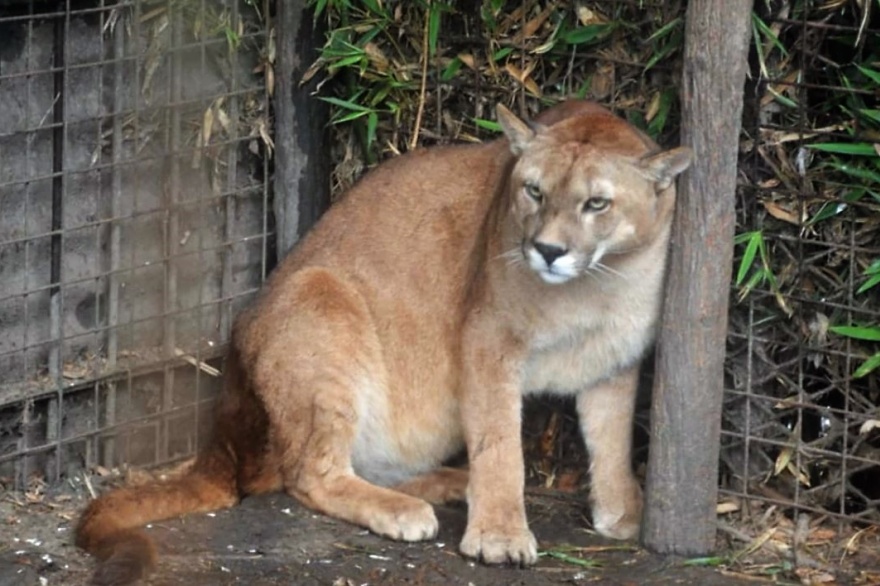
[524,182,543,204]
[583,197,611,213]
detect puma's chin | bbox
[536,270,575,285]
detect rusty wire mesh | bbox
[721,1,880,527]
[0,0,273,491]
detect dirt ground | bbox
[5,481,872,586]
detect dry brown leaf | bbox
[576,6,604,25]
[265,64,275,98]
[795,567,836,584]
[364,42,389,72]
[519,5,553,40]
[717,501,740,514]
[645,92,661,123]
[786,461,811,487]
[859,419,880,435]
[540,411,559,457]
[299,57,324,86]
[774,446,794,476]
[457,52,477,70]
[808,527,837,542]
[62,363,88,380]
[201,104,215,148]
[504,62,541,97]
[763,200,800,225]
[556,470,582,493]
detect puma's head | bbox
[497,103,692,285]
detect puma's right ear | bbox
[639,147,693,192]
[496,104,541,156]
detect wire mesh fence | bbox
[0,0,273,490]
[721,1,880,526]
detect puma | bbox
[75,100,692,584]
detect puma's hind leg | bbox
[393,467,469,505]
[576,367,642,540]
[287,387,439,541]
[251,267,438,542]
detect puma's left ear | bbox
[496,104,542,156]
[639,147,693,192]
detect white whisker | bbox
[582,268,601,282]
[593,262,628,280]
[493,247,522,262]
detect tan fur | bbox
[75,100,692,583]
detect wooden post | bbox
[642,0,753,555]
[274,0,332,257]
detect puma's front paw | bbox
[367,499,439,542]
[459,523,538,566]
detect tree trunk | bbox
[274,0,331,258]
[641,0,753,555]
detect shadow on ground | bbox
[1,489,766,586]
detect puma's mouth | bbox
[536,269,574,284]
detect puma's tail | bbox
[74,446,239,585]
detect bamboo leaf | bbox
[830,325,880,342]
[319,95,371,112]
[857,273,880,295]
[683,557,728,567]
[646,17,682,43]
[736,231,761,286]
[560,24,612,46]
[539,550,602,568]
[857,65,880,85]
[808,143,879,156]
[752,13,788,55]
[474,118,502,132]
[428,2,442,58]
[366,111,378,151]
[853,353,880,379]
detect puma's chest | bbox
[521,292,659,395]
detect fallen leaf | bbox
[774,446,794,476]
[62,363,88,379]
[762,200,800,225]
[859,419,880,435]
[716,501,740,514]
[556,470,582,493]
[457,52,477,70]
[645,92,661,123]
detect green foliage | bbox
[644,16,682,72]
[538,549,602,568]
[829,325,880,378]
[307,1,683,163]
[735,231,778,298]
[857,259,880,295]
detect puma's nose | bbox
[532,241,567,265]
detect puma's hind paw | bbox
[591,480,643,540]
